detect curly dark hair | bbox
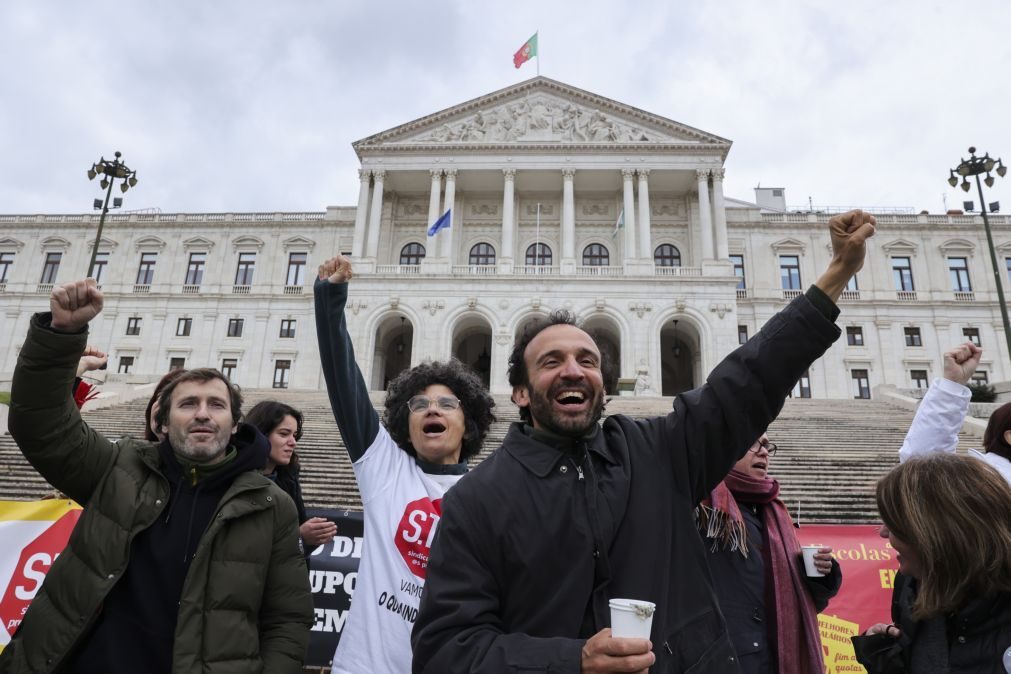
[383,359,496,462]
[153,368,243,432]
[507,310,615,423]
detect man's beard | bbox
[168,423,231,463]
[527,382,604,437]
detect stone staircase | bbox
[0,392,980,523]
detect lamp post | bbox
[948,146,1011,366]
[87,151,138,274]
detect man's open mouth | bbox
[554,390,587,408]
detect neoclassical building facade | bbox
[2,77,1010,398]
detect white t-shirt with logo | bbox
[331,426,463,674]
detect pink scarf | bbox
[698,469,823,674]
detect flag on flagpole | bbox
[611,208,624,239]
[513,32,538,69]
[427,209,452,236]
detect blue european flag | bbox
[427,209,452,236]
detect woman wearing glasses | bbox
[697,432,842,674]
[314,254,495,674]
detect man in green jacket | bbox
[0,278,313,674]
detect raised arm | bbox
[674,210,876,501]
[898,342,979,462]
[313,255,380,461]
[9,279,117,505]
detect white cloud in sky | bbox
[0,0,1008,215]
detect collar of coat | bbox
[503,422,618,477]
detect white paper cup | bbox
[609,598,655,639]
[801,545,825,577]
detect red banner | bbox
[798,525,898,673]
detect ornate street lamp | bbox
[87,151,138,274]
[948,146,1011,365]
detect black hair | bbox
[507,310,615,422]
[383,359,496,462]
[244,400,304,442]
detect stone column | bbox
[621,169,637,262]
[351,169,371,258]
[500,169,516,271]
[427,169,443,234]
[696,169,714,262]
[561,168,576,271]
[711,168,728,260]
[637,169,652,260]
[365,170,386,259]
[440,169,457,260]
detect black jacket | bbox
[411,292,841,674]
[270,459,317,557]
[705,503,842,674]
[855,573,1011,673]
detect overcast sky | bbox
[2,1,1009,216]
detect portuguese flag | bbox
[513,32,538,69]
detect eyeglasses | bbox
[407,395,461,414]
[749,440,777,456]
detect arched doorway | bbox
[373,315,414,390]
[452,316,493,388]
[660,318,698,396]
[581,315,621,395]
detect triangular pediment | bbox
[354,77,730,154]
[182,236,216,251]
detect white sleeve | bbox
[352,425,411,505]
[898,378,970,463]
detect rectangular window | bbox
[846,274,859,291]
[221,358,237,381]
[904,327,922,347]
[227,318,244,338]
[235,252,256,285]
[125,317,142,336]
[963,327,981,347]
[852,369,871,399]
[730,254,746,289]
[40,252,62,284]
[737,325,748,345]
[971,370,990,386]
[273,360,291,389]
[136,252,157,285]
[790,369,812,399]
[118,356,134,374]
[1006,257,1011,284]
[948,257,972,292]
[169,357,186,371]
[286,252,307,286]
[779,255,801,290]
[891,257,914,292]
[176,318,192,337]
[279,319,296,339]
[88,251,109,284]
[910,369,929,389]
[0,252,14,283]
[846,326,864,346]
[185,252,206,286]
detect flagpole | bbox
[536,30,540,76]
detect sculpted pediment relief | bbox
[354,77,730,152]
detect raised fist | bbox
[318,254,353,284]
[828,209,876,275]
[942,341,983,386]
[51,279,104,333]
[77,345,109,375]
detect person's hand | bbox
[51,279,104,332]
[580,628,654,673]
[300,517,338,547]
[815,210,877,301]
[812,547,834,576]
[318,254,353,284]
[942,342,982,386]
[76,345,108,376]
[864,623,901,638]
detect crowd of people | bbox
[2,208,1010,673]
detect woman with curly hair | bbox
[244,400,336,558]
[855,453,1011,672]
[314,254,496,674]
